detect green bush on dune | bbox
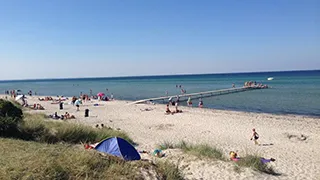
[0,100,23,136]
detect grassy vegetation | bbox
[158,140,225,161]
[155,161,184,180]
[18,113,133,144]
[235,155,278,175]
[0,138,183,180]
[0,99,184,180]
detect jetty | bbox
[129,86,266,105]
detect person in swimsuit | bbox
[187,97,192,106]
[250,128,259,145]
[229,151,275,164]
[165,104,172,114]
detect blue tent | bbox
[94,137,141,161]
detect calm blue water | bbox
[1,70,319,116]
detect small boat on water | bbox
[267,77,274,81]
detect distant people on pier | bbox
[244,81,268,89]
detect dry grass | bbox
[18,113,133,144]
[158,140,225,161]
[0,138,183,180]
[235,155,279,175]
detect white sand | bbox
[2,95,320,180]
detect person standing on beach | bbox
[168,96,173,105]
[250,128,260,145]
[75,99,82,111]
[198,98,203,108]
[187,97,192,106]
[110,93,114,100]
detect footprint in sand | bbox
[153,124,174,130]
[285,133,308,142]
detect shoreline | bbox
[1,93,319,119]
[1,94,320,179]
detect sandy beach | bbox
[2,95,320,180]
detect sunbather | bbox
[229,151,275,164]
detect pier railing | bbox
[129,86,262,105]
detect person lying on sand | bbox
[48,112,60,119]
[64,112,75,119]
[229,151,275,164]
[32,104,45,110]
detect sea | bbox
[1,70,319,117]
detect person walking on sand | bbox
[250,128,260,145]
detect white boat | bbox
[267,77,274,81]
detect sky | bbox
[0,0,319,80]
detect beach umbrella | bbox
[97,92,105,97]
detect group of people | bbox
[48,112,75,120]
[244,81,269,89]
[229,128,276,164]
[4,90,19,98]
[31,103,45,110]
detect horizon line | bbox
[1,69,319,82]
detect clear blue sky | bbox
[0,0,319,80]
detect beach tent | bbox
[94,137,141,161]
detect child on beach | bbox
[250,128,260,145]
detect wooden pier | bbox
[129,86,265,105]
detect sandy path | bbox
[3,95,320,180]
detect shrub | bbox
[0,100,23,136]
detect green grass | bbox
[18,113,133,144]
[158,140,225,161]
[158,140,175,150]
[155,161,184,180]
[0,138,183,180]
[235,155,278,175]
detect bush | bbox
[0,100,23,136]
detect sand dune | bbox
[3,95,320,180]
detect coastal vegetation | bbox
[158,140,225,160]
[234,155,278,175]
[0,100,183,180]
[158,141,278,175]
